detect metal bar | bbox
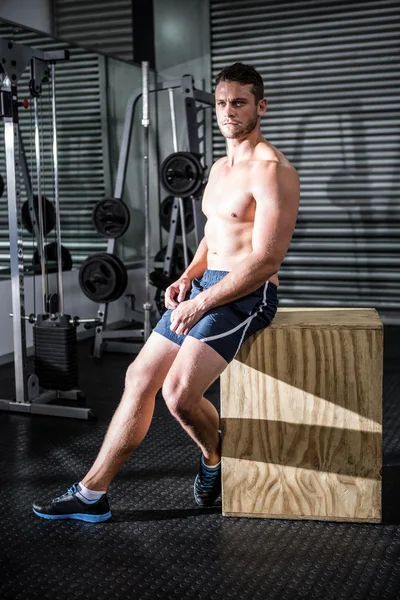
[168,88,179,153]
[168,87,189,268]
[113,81,208,199]
[4,84,28,405]
[142,61,152,343]
[193,88,215,106]
[0,399,93,419]
[33,95,47,313]
[51,63,64,313]
[18,126,42,246]
[113,91,141,199]
[164,200,180,277]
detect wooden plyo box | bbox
[220,308,383,523]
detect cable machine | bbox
[0,39,95,419]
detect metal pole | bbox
[168,88,178,153]
[3,79,29,404]
[33,95,47,313]
[51,63,64,314]
[142,62,152,342]
[167,88,189,268]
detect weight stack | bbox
[33,314,78,391]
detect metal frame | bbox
[93,76,214,358]
[0,39,93,420]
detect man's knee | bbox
[124,361,157,395]
[162,375,192,416]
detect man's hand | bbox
[169,297,205,336]
[165,276,192,310]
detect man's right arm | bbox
[164,236,208,308]
[181,236,208,281]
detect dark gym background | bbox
[1,1,400,599]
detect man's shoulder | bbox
[252,157,299,182]
[255,142,295,169]
[211,156,227,169]
[251,157,300,198]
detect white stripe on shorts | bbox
[200,281,270,357]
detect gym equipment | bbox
[0,39,93,420]
[32,242,73,272]
[160,151,204,197]
[34,314,78,391]
[221,308,383,523]
[21,195,56,235]
[92,197,131,238]
[149,269,173,316]
[79,252,128,302]
[160,195,195,234]
[151,244,194,316]
[154,244,194,280]
[0,173,4,197]
[142,61,152,343]
[92,74,214,358]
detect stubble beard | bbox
[220,113,259,139]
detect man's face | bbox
[215,80,266,139]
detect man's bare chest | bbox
[202,174,256,222]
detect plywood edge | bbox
[268,324,383,330]
[222,511,381,524]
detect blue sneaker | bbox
[33,482,112,523]
[194,457,222,507]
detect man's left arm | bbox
[195,161,300,311]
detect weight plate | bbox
[0,174,4,198]
[154,287,166,317]
[154,244,194,279]
[160,196,195,234]
[160,152,204,197]
[32,242,73,271]
[97,252,128,302]
[22,196,56,236]
[92,198,131,238]
[79,253,127,303]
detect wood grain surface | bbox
[221,308,383,523]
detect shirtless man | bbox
[33,62,300,523]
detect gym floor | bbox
[1,328,400,600]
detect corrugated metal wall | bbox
[53,0,133,62]
[0,24,107,275]
[210,0,400,317]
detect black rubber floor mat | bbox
[1,329,400,600]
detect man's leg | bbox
[82,332,181,492]
[162,335,228,465]
[33,332,181,521]
[162,336,228,506]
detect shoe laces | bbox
[52,482,79,503]
[199,465,220,489]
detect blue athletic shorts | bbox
[153,269,279,363]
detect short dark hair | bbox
[215,62,264,104]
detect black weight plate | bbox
[154,286,166,317]
[92,198,131,239]
[79,254,118,302]
[32,242,73,271]
[22,196,56,236]
[160,196,195,234]
[154,244,194,279]
[97,253,128,302]
[160,152,204,197]
[0,174,4,198]
[79,253,127,303]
